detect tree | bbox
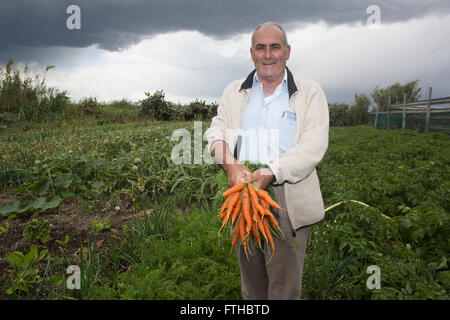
[371,80,421,112]
[349,93,370,125]
[329,103,350,126]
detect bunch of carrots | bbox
[218,182,284,259]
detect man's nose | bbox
[263,47,272,59]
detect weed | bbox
[22,218,52,244]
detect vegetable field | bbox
[0,122,448,300]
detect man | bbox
[205,22,329,300]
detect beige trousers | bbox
[235,184,311,300]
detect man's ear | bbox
[285,44,291,60]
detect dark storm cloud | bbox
[1,0,450,63]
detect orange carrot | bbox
[219,184,284,254]
[241,188,252,233]
[231,219,241,247]
[253,208,267,241]
[238,209,247,251]
[252,198,260,223]
[260,199,284,239]
[225,192,240,218]
[231,195,242,224]
[256,188,281,209]
[247,183,258,201]
[242,191,253,234]
[263,217,275,252]
[260,200,280,228]
[251,218,262,249]
[219,208,233,233]
[220,208,227,219]
[247,184,266,217]
[223,182,245,197]
[219,195,232,219]
[260,198,269,210]
[265,209,280,229]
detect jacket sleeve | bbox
[205,80,229,153]
[268,80,329,184]
[204,80,240,155]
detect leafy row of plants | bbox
[0,123,448,299]
[140,90,217,121]
[0,60,217,129]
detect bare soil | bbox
[0,188,138,299]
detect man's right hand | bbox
[210,140,253,187]
[225,162,252,187]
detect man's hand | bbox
[226,162,252,187]
[211,140,252,187]
[249,167,275,190]
[210,140,275,188]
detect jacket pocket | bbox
[293,170,320,196]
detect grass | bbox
[110,205,241,300]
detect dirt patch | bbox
[0,191,139,298]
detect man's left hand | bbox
[249,167,275,190]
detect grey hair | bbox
[251,21,289,48]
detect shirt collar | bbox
[240,67,298,98]
[253,68,287,87]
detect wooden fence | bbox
[370,87,450,132]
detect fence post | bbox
[387,96,391,129]
[374,105,379,129]
[425,87,432,132]
[402,93,406,130]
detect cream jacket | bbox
[205,68,329,230]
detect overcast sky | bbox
[1,0,450,106]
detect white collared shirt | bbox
[238,69,297,164]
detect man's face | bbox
[250,25,291,82]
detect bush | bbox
[329,94,370,127]
[99,103,139,124]
[107,98,134,109]
[184,99,210,120]
[208,102,218,119]
[79,97,102,116]
[140,90,173,120]
[0,112,19,127]
[139,91,217,121]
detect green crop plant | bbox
[22,218,52,244]
[91,220,111,232]
[5,245,48,298]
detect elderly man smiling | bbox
[205,22,329,300]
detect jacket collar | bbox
[239,66,298,98]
